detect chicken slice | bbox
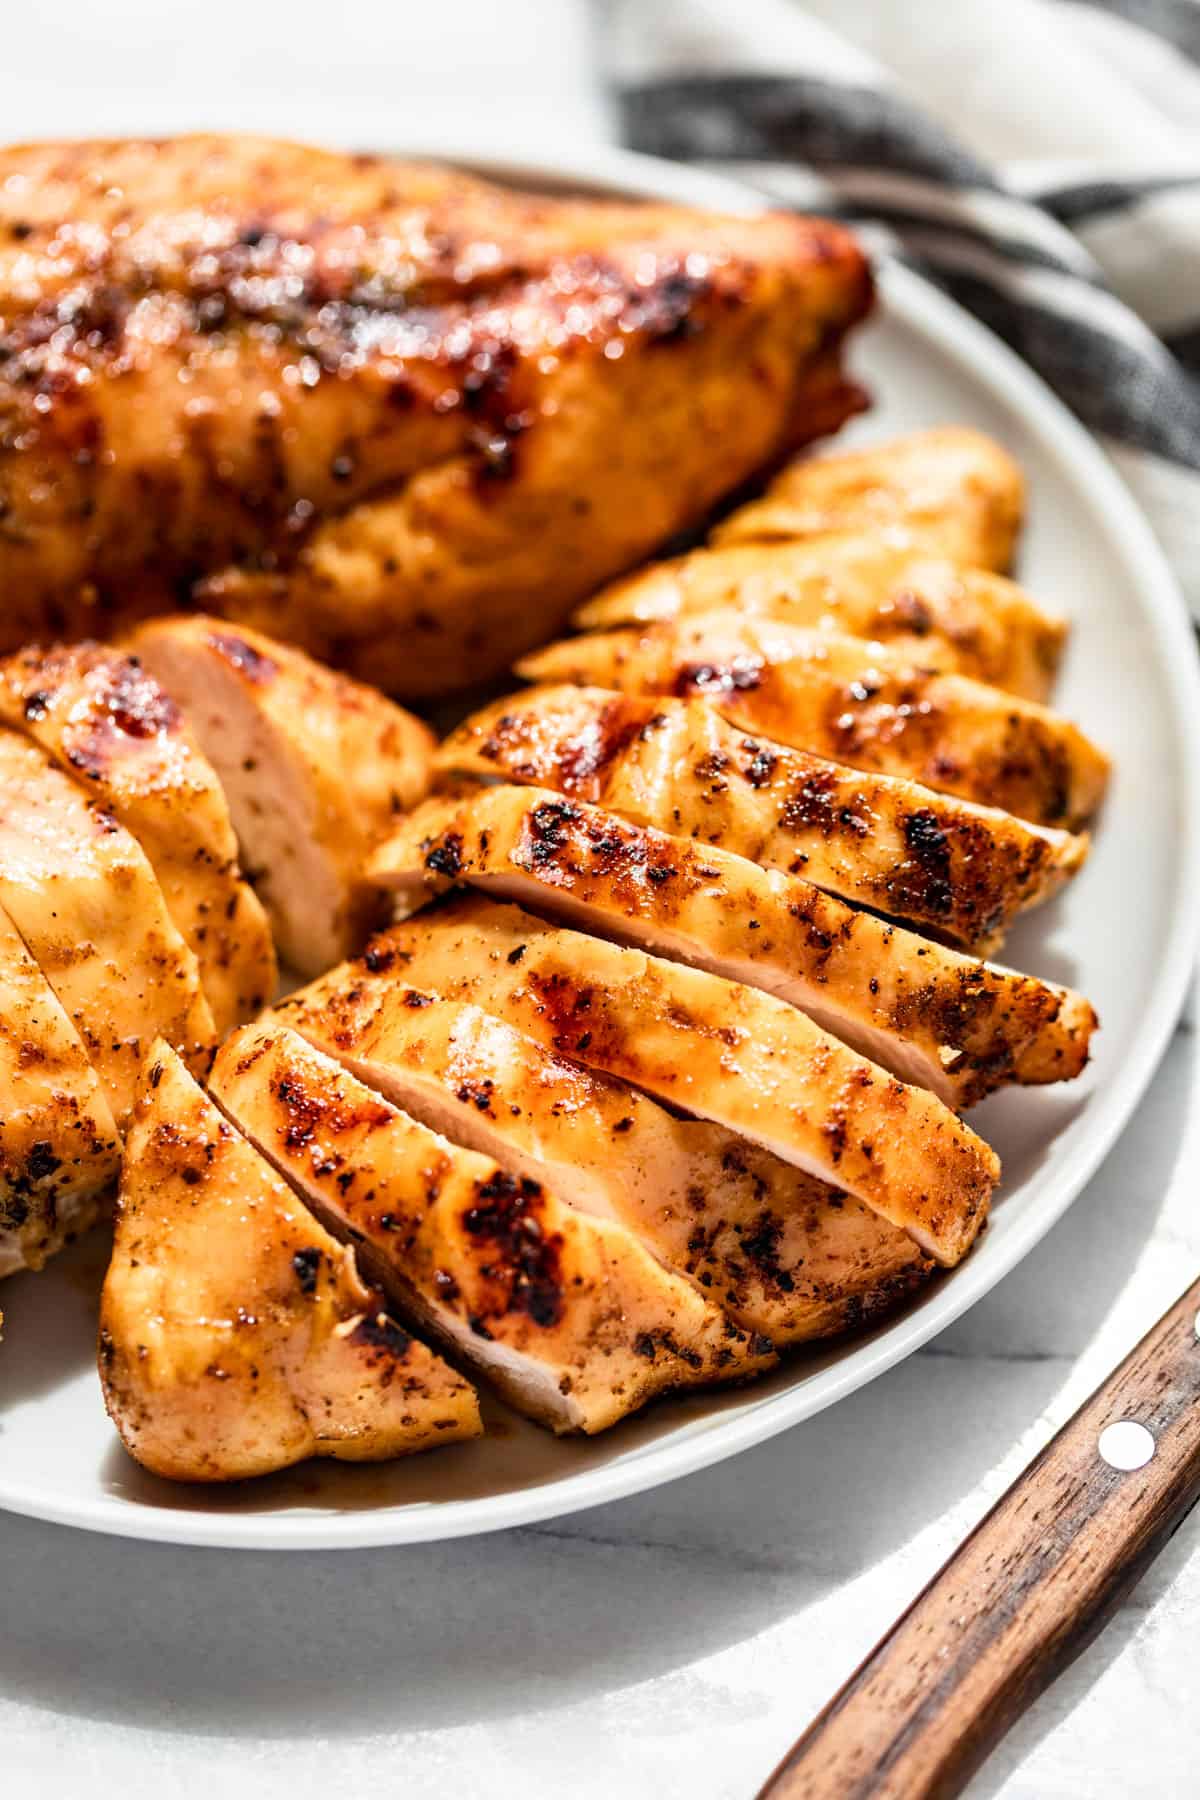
[0,909,121,1278]
[712,427,1025,568]
[275,980,934,1345]
[519,615,1108,829]
[0,730,216,1125]
[210,1023,772,1433]
[368,786,1096,1110]
[100,1042,480,1482]
[312,895,998,1264]
[436,689,1088,952]
[128,616,435,976]
[571,537,1066,703]
[0,642,276,1032]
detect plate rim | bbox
[4,137,1199,1550]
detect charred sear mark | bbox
[522,798,582,865]
[272,1069,391,1153]
[292,1246,321,1292]
[674,657,763,698]
[207,631,278,684]
[901,808,954,917]
[352,1310,412,1358]
[782,767,867,837]
[462,1169,564,1327]
[737,1213,797,1295]
[425,832,464,878]
[361,939,398,974]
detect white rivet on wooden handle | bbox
[1098,1420,1156,1471]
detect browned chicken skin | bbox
[275,981,935,1345]
[0,642,276,1030]
[0,728,216,1125]
[0,136,872,696]
[324,895,998,1265]
[212,1023,772,1432]
[712,427,1025,568]
[436,687,1088,951]
[370,786,1096,1110]
[519,615,1108,828]
[101,1041,480,1481]
[0,907,120,1277]
[573,536,1066,704]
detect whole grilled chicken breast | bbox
[0,642,276,1031]
[369,786,1096,1110]
[211,1023,772,1433]
[0,730,216,1124]
[275,980,933,1345]
[330,895,998,1264]
[572,537,1066,703]
[0,135,872,696]
[0,908,121,1278]
[712,427,1024,567]
[436,688,1088,951]
[519,614,1108,829]
[100,1042,480,1482]
[130,616,433,975]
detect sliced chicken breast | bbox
[0,909,121,1278]
[435,688,1088,951]
[572,539,1066,704]
[712,427,1025,568]
[210,1023,772,1432]
[128,616,435,976]
[275,981,934,1345]
[100,1042,480,1482]
[308,895,998,1264]
[369,786,1096,1110]
[0,730,216,1125]
[0,642,276,1032]
[519,615,1108,829]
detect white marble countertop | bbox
[3,6,1199,1795]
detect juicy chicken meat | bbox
[211,1023,772,1432]
[712,427,1025,568]
[572,538,1066,704]
[0,909,121,1277]
[436,689,1088,951]
[0,642,276,1031]
[0,730,215,1124]
[369,786,1096,1110]
[129,616,434,975]
[519,615,1108,829]
[275,981,934,1345]
[0,135,872,697]
[100,1042,480,1481]
[330,895,998,1264]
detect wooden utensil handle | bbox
[759,1275,1200,1800]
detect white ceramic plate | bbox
[2,142,1198,1549]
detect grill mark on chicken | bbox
[438,689,1086,950]
[212,1022,770,1431]
[521,614,1107,827]
[374,785,1092,1110]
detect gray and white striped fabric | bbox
[604,0,1200,618]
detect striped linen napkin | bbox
[604,0,1200,619]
